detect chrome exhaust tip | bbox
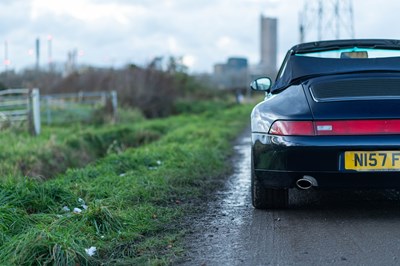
[296,175,318,190]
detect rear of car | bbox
[250,39,400,209]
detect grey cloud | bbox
[3,0,400,72]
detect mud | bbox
[179,128,400,266]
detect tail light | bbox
[269,121,315,136]
[269,119,400,136]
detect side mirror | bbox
[250,77,272,92]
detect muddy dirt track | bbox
[178,128,400,266]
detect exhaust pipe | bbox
[296,175,318,190]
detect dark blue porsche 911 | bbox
[250,39,400,209]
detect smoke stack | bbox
[4,40,8,71]
[36,38,40,70]
[48,35,52,71]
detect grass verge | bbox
[0,102,253,265]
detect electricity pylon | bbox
[299,0,354,43]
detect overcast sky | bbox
[2,0,400,73]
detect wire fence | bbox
[0,89,118,135]
[41,91,117,125]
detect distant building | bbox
[213,57,249,89]
[213,63,227,76]
[258,16,278,78]
[227,57,248,70]
[209,16,279,89]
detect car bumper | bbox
[252,133,400,189]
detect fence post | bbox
[110,90,118,122]
[101,92,106,106]
[29,89,41,135]
[46,97,52,125]
[78,91,84,103]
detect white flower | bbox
[78,198,85,204]
[77,198,88,210]
[73,207,82,214]
[62,206,70,212]
[85,246,96,256]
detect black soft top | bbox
[272,39,400,93]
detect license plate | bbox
[345,151,400,171]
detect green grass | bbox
[0,115,174,179]
[0,102,253,265]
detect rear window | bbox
[296,48,400,59]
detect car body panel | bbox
[251,85,312,132]
[252,133,400,189]
[252,134,400,171]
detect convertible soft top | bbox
[272,39,400,93]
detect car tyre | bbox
[251,159,288,209]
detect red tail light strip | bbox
[315,120,400,135]
[269,121,315,136]
[269,120,400,136]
